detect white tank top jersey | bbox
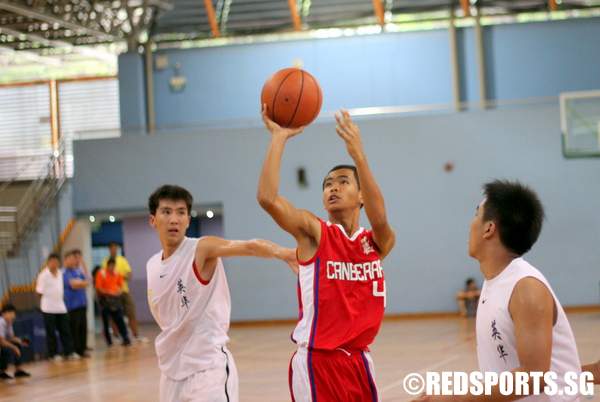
[147,237,231,381]
[476,258,582,402]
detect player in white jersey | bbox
[146,185,296,402]
[415,180,587,402]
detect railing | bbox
[0,140,67,257]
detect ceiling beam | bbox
[0,1,116,40]
[372,0,385,26]
[287,0,302,31]
[0,27,115,62]
[203,0,221,37]
[0,46,62,66]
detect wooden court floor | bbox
[1,312,598,402]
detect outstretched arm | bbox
[195,236,298,282]
[257,106,321,258]
[334,110,395,258]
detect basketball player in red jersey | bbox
[258,106,396,401]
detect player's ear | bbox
[358,190,364,209]
[149,214,156,228]
[483,221,495,239]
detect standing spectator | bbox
[0,304,31,379]
[95,258,131,347]
[101,242,146,342]
[35,253,79,361]
[63,250,89,357]
[73,249,92,353]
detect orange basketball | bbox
[261,68,322,128]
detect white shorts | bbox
[160,347,239,402]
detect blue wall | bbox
[150,29,453,129]
[482,18,600,101]
[73,104,600,320]
[122,17,600,132]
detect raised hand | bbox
[262,104,305,141]
[335,109,365,162]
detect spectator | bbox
[456,277,481,317]
[0,304,31,380]
[63,250,89,357]
[95,258,131,347]
[35,253,79,361]
[101,242,147,342]
[73,250,92,353]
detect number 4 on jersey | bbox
[373,280,386,307]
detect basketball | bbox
[261,68,322,128]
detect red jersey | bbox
[292,219,386,351]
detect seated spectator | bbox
[63,250,89,357]
[0,304,31,380]
[35,253,79,361]
[95,258,131,347]
[456,277,481,317]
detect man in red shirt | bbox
[258,108,395,401]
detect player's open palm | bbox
[335,110,365,161]
[262,104,304,140]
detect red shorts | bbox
[289,347,379,402]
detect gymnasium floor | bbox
[0,312,598,402]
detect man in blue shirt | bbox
[63,249,89,357]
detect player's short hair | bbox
[106,257,116,267]
[322,165,360,190]
[148,185,193,216]
[1,304,16,314]
[465,278,476,287]
[482,180,544,256]
[47,253,61,263]
[108,241,119,248]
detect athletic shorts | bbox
[289,346,379,402]
[120,292,137,321]
[160,347,238,402]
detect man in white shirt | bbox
[146,184,297,402]
[415,180,583,402]
[35,253,79,361]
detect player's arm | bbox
[257,106,321,244]
[334,110,396,258]
[195,236,298,282]
[582,360,600,384]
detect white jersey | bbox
[147,237,231,381]
[476,258,581,402]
